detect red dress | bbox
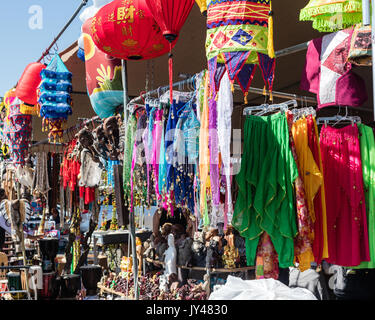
[320,124,370,266]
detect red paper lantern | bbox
[145,0,194,103]
[90,0,177,60]
[144,0,195,42]
[16,62,46,106]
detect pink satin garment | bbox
[152,109,164,202]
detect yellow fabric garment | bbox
[292,117,322,271]
[199,72,210,226]
[313,118,329,259]
[292,118,322,222]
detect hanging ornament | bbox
[206,0,275,102]
[300,0,363,32]
[15,62,46,115]
[37,53,73,143]
[90,0,177,61]
[145,0,195,103]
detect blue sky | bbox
[0,0,90,96]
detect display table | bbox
[97,283,133,299]
[92,229,152,264]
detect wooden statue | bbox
[103,114,122,160]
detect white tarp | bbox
[209,276,317,300]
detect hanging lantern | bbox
[37,53,73,143]
[90,0,177,61]
[145,0,195,103]
[2,90,32,166]
[195,0,207,16]
[206,0,276,103]
[15,62,46,115]
[300,0,363,32]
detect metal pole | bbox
[371,0,375,121]
[121,59,138,300]
[363,0,371,26]
[275,41,310,58]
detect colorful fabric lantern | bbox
[90,0,177,61]
[82,18,124,119]
[206,0,275,103]
[195,0,207,16]
[15,62,46,114]
[37,53,73,143]
[3,90,32,165]
[300,0,363,32]
[145,0,195,103]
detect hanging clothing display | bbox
[232,112,298,268]
[199,73,211,227]
[300,27,368,109]
[306,115,329,263]
[173,99,200,213]
[286,111,315,272]
[152,108,164,202]
[299,0,363,32]
[217,71,234,227]
[255,232,279,280]
[123,113,138,207]
[320,124,370,267]
[351,123,375,269]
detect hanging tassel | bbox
[268,2,275,59]
[269,90,273,102]
[168,43,173,104]
[244,92,249,105]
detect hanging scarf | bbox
[152,108,164,202]
[217,71,234,229]
[290,114,319,272]
[123,113,138,207]
[173,100,200,213]
[300,0,363,32]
